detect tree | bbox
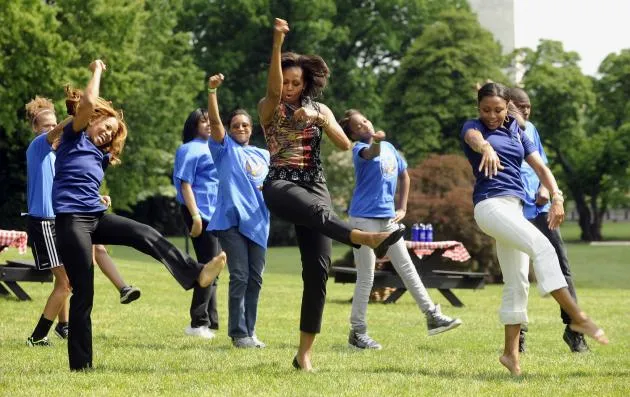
[517,40,630,241]
[0,0,76,228]
[383,8,506,165]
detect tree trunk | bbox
[574,193,595,241]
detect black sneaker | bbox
[26,336,51,347]
[425,304,462,336]
[54,323,69,339]
[348,329,382,350]
[563,326,590,353]
[518,329,526,352]
[120,285,141,304]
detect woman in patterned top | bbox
[257,18,405,372]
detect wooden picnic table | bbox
[331,240,485,307]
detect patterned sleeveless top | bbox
[263,99,325,183]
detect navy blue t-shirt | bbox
[52,123,108,214]
[460,117,537,205]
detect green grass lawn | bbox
[1,240,629,396]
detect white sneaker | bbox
[184,326,215,339]
[251,335,266,348]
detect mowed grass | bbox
[1,235,629,396]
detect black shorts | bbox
[27,216,62,271]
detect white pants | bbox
[349,217,435,333]
[474,196,567,325]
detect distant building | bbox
[469,0,525,84]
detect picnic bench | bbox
[331,240,485,307]
[0,230,52,301]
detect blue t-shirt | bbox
[208,135,270,249]
[520,121,550,219]
[460,117,537,206]
[173,138,219,222]
[348,141,407,218]
[26,133,56,218]
[52,123,108,214]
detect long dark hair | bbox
[182,108,208,143]
[281,52,330,100]
[477,82,525,128]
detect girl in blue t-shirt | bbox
[206,73,270,348]
[173,108,221,339]
[340,109,461,350]
[50,60,226,371]
[24,96,140,348]
[461,82,607,375]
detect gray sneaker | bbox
[425,304,462,336]
[563,325,590,353]
[232,336,258,348]
[348,329,382,350]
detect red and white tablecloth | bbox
[405,240,471,262]
[0,230,28,255]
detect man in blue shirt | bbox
[511,87,588,353]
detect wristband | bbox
[208,87,217,94]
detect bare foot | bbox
[570,318,609,345]
[293,354,315,372]
[198,251,226,288]
[499,355,521,376]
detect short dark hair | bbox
[508,87,530,103]
[182,108,208,143]
[281,52,330,100]
[227,109,253,129]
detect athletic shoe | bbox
[563,326,590,353]
[184,326,215,339]
[425,304,462,336]
[120,285,141,304]
[232,336,258,348]
[519,329,527,353]
[26,336,51,347]
[251,335,266,348]
[54,323,69,339]
[348,329,382,350]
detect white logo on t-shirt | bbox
[380,147,397,179]
[245,154,268,183]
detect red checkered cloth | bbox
[405,240,471,262]
[0,230,28,255]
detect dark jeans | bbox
[56,212,203,370]
[217,227,265,338]
[263,179,357,333]
[532,212,576,325]
[180,206,220,329]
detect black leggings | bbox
[180,206,220,329]
[56,212,203,370]
[262,179,357,333]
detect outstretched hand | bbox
[372,130,386,142]
[293,107,319,125]
[208,73,224,89]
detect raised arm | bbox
[258,18,289,128]
[463,128,504,177]
[72,60,106,132]
[207,73,226,143]
[47,116,73,146]
[525,152,565,229]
